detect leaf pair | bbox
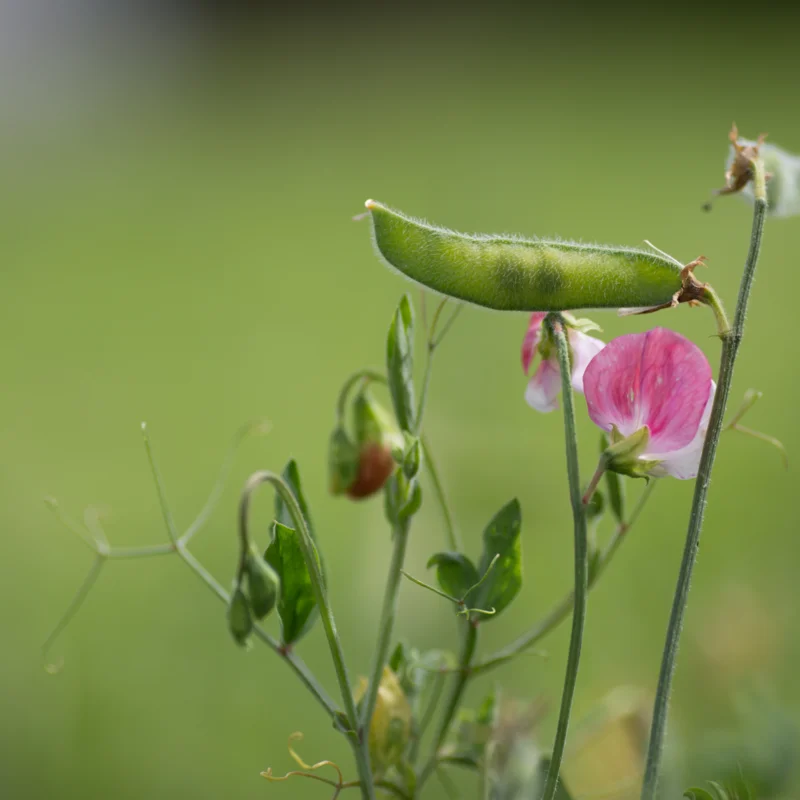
[428,499,522,622]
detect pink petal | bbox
[648,382,716,479]
[525,356,561,413]
[521,312,548,374]
[568,330,605,395]
[583,328,712,453]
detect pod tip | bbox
[364,199,378,210]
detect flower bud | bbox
[330,387,403,500]
[245,547,280,620]
[724,133,800,217]
[227,585,253,647]
[354,666,412,779]
[328,426,361,496]
[401,434,422,480]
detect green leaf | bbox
[427,552,479,599]
[469,499,522,620]
[386,294,416,433]
[265,521,319,644]
[602,433,626,522]
[275,459,316,540]
[399,479,422,520]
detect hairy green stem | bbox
[640,166,767,799]
[418,619,478,786]
[541,313,589,800]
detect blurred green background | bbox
[2,3,799,798]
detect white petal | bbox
[568,330,605,395]
[524,357,561,413]
[646,382,716,479]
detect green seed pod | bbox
[245,548,280,620]
[365,199,687,312]
[227,585,253,646]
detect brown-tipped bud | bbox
[330,387,403,501]
[346,442,397,499]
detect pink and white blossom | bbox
[522,312,605,413]
[582,327,714,479]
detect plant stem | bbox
[175,543,339,718]
[240,471,376,800]
[540,313,589,800]
[421,434,462,552]
[359,518,411,731]
[640,166,767,800]
[336,369,387,420]
[418,619,478,786]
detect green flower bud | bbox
[401,434,422,480]
[328,426,360,496]
[245,547,280,620]
[330,387,404,501]
[227,585,253,647]
[354,667,412,779]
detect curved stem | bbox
[336,370,387,420]
[421,434,462,552]
[541,313,589,800]
[175,543,338,718]
[41,554,105,669]
[239,471,375,799]
[640,171,768,799]
[418,619,478,787]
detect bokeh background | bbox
[2,2,799,798]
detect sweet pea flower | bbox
[583,327,715,481]
[522,312,605,413]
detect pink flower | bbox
[522,312,605,413]
[583,327,715,480]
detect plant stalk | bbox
[640,164,767,799]
[540,313,589,800]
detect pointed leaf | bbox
[265,521,319,644]
[275,459,316,539]
[387,294,416,433]
[427,552,479,599]
[470,499,522,620]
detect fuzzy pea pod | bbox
[365,200,701,313]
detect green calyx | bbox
[603,426,660,478]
